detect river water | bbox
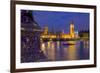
[40,40,89,61]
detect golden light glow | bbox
[67,41,78,60]
[57,41,60,49]
[60,34,71,39]
[43,26,48,34]
[40,22,77,40]
[47,42,56,60]
[41,43,45,50]
[47,41,51,49]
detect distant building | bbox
[43,26,48,35]
[41,21,77,39]
[74,31,79,38]
[60,21,75,39]
[79,31,89,39]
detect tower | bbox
[70,21,75,38]
[44,26,48,34]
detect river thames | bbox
[40,40,89,61]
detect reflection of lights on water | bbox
[84,40,89,49]
[41,41,55,61]
[67,41,78,60]
[50,42,56,60]
[51,42,55,49]
[83,40,89,54]
[41,43,45,50]
[47,41,51,49]
[57,41,60,49]
[67,46,77,60]
[40,40,89,61]
[41,43,46,54]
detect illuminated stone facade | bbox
[41,22,76,40]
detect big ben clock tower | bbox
[70,21,75,38]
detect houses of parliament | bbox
[40,22,79,40]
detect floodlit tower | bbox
[44,26,48,34]
[70,21,75,38]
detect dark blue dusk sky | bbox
[32,10,89,33]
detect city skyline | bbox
[32,10,90,33]
[21,10,90,63]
